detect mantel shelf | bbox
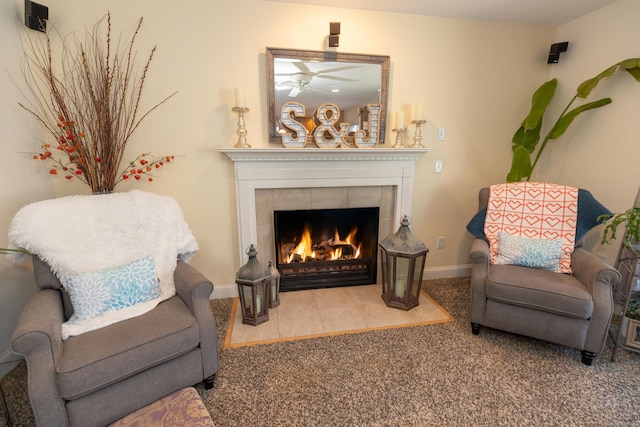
[219,147,432,162]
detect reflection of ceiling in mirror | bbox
[274,58,381,112]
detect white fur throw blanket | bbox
[8,190,199,338]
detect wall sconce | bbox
[329,22,340,47]
[25,0,48,32]
[548,41,569,64]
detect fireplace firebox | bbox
[274,207,379,291]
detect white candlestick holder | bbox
[391,128,406,148]
[410,120,426,148]
[232,107,250,148]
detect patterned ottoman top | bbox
[109,387,214,426]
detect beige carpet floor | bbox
[4,277,640,426]
[225,284,454,348]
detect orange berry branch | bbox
[31,116,175,186]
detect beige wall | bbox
[8,0,636,367]
[540,0,640,263]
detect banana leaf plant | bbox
[507,58,640,182]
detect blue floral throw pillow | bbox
[63,256,161,321]
[493,232,564,272]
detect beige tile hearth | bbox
[224,284,454,348]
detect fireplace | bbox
[274,207,379,291]
[219,147,431,297]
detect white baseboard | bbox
[210,264,471,299]
[211,284,239,299]
[0,349,22,379]
[424,264,471,280]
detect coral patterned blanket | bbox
[484,182,578,273]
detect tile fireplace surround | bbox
[219,147,431,297]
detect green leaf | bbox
[512,119,542,152]
[506,145,533,182]
[620,58,640,82]
[521,79,557,130]
[577,64,618,98]
[547,98,612,139]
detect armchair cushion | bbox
[486,262,594,319]
[56,296,200,400]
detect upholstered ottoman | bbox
[109,387,214,426]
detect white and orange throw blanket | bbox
[484,182,578,273]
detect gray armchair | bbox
[11,256,219,427]
[468,187,620,365]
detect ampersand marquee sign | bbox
[280,102,381,148]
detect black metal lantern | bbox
[267,260,281,308]
[236,244,272,326]
[379,216,429,310]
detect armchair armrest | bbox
[10,289,68,426]
[469,238,490,265]
[571,247,621,292]
[11,289,64,364]
[469,239,491,325]
[174,260,214,312]
[173,260,218,378]
[570,247,621,353]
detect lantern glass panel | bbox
[380,249,389,293]
[270,280,277,303]
[394,256,410,298]
[241,285,254,316]
[255,282,267,316]
[410,254,425,298]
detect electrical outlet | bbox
[437,236,445,249]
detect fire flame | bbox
[284,225,362,263]
[286,226,316,263]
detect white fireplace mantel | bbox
[219,147,431,162]
[220,147,432,265]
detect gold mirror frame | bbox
[266,47,390,145]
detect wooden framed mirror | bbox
[266,47,390,145]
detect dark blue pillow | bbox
[466,207,488,242]
[465,189,611,243]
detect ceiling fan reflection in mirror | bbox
[276,73,317,97]
[275,59,358,97]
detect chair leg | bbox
[204,374,216,390]
[581,351,596,366]
[471,323,482,335]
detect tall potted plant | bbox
[507,58,640,182]
[20,13,176,193]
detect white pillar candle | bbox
[412,102,424,121]
[395,111,405,130]
[234,87,245,108]
[256,291,262,314]
[395,278,406,298]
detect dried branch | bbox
[19,13,176,193]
